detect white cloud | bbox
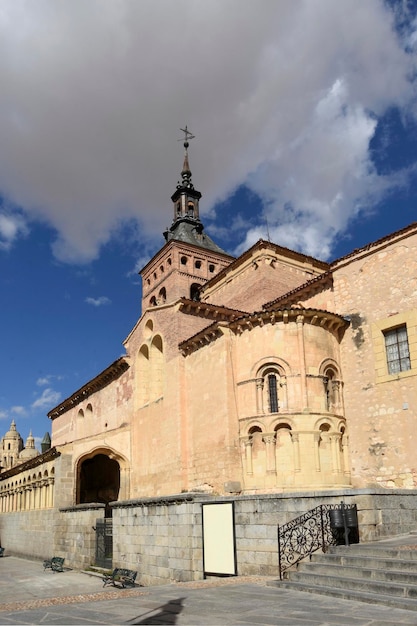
[0,410,8,420]
[0,211,28,250]
[36,374,63,387]
[11,405,27,416]
[85,296,111,307]
[36,377,51,387]
[0,1,415,261]
[31,388,61,410]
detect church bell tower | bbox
[140,128,234,309]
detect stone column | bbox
[291,432,301,472]
[241,437,253,474]
[314,432,321,471]
[296,315,308,410]
[342,432,350,476]
[329,433,342,473]
[256,378,264,414]
[263,434,277,474]
[48,478,55,508]
[332,381,341,408]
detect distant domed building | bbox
[0,421,39,470]
[18,431,39,462]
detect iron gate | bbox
[95,518,113,568]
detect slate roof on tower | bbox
[163,126,228,255]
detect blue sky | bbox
[1,0,417,447]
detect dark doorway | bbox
[78,454,120,514]
[95,518,113,568]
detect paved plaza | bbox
[0,556,417,625]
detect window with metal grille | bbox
[268,373,279,413]
[384,325,411,375]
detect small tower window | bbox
[176,202,181,216]
[209,264,215,273]
[181,256,188,265]
[188,202,194,216]
[150,296,157,306]
[190,283,200,301]
[158,287,166,304]
[195,260,202,269]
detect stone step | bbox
[329,544,417,560]
[287,569,417,598]
[272,539,417,611]
[297,560,417,584]
[272,580,417,612]
[310,551,417,573]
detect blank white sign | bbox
[202,502,236,576]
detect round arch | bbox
[76,448,129,514]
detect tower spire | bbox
[162,127,226,255]
[179,126,195,189]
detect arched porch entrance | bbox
[78,453,120,514]
[76,450,127,568]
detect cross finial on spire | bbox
[177,126,195,187]
[179,125,195,150]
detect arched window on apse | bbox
[248,425,263,454]
[256,364,287,414]
[274,423,294,478]
[323,366,341,412]
[318,423,332,474]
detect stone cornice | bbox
[330,221,417,270]
[178,298,248,320]
[47,357,129,420]
[179,307,349,355]
[110,492,213,508]
[0,447,60,480]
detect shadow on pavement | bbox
[127,597,185,624]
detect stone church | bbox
[1,138,416,580]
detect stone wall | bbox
[110,489,417,585]
[0,509,57,560]
[56,504,106,570]
[2,489,416,579]
[0,503,105,569]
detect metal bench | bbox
[43,556,65,572]
[102,567,137,588]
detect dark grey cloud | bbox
[0,0,415,261]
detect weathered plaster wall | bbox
[332,235,417,488]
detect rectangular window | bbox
[384,325,411,375]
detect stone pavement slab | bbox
[1,557,417,624]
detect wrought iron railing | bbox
[277,503,357,579]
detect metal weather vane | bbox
[179,125,195,149]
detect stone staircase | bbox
[269,540,417,611]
